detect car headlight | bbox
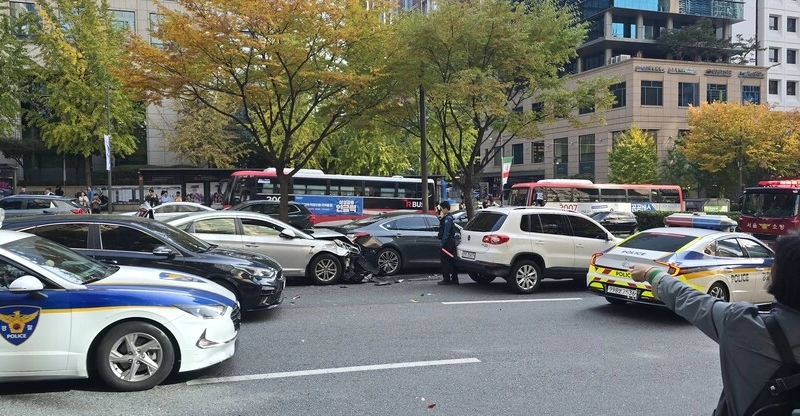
[175,303,227,319]
[233,265,279,281]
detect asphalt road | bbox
[0,272,722,416]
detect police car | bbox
[0,230,240,391]
[587,214,774,306]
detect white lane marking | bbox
[442,297,582,305]
[186,358,481,386]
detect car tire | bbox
[507,260,542,294]
[377,248,402,276]
[94,321,175,392]
[308,253,343,285]
[605,297,627,306]
[468,272,495,285]
[707,282,730,302]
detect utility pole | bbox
[105,84,113,213]
[418,0,429,213]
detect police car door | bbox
[736,237,774,304]
[0,259,71,374]
[713,237,759,302]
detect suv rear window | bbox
[617,232,697,252]
[465,212,506,232]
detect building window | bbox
[707,83,727,103]
[642,18,662,40]
[789,49,798,64]
[610,82,626,108]
[788,81,797,96]
[532,141,544,164]
[553,138,568,177]
[150,13,164,47]
[790,18,798,32]
[641,80,663,106]
[10,2,37,37]
[611,16,636,38]
[769,48,780,63]
[678,82,700,107]
[611,131,625,149]
[578,134,595,178]
[513,106,523,113]
[492,147,503,166]
[770,15,779,30]
[111,10,135,32]
[742,85,761,104]
[512,143,524,164]
[770,80,780,95]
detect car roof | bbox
[2,214,171,228]
[0,194,74,200]
[0,229,35,245]
[476,206,590,216]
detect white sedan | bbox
[0,230,239,391]
[120,201,215,220]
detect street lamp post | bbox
[105,84,113,214]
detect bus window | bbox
[573,187,600,202]
[365,181,397,198]
[293,177,328,195]
[398,181,421,199]
[659,188,680,203]
[599,188,626,202]
[651,190,662,203]
[254,177,279,195]
[545,187,572,202]
[333,179,364,196]
[508,188,530,206]
[627,188,650,202]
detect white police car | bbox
[0,230,240,391]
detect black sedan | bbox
[589,211,638,236]
[323,213,443,276]
[229,200,315,229]
[2,215,285,312]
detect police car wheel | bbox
[308,253,342,285]
[507,260,542,294]
[376,248,401,276]
[468,272,495,285]
[94,321,175,392]
[707,282,730,302]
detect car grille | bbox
[258,271,284,307]
[230,304,242,331]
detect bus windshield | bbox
[508,188,529,206]
[742,192,800,218]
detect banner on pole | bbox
[501,156,513,188]
[103,135,111,171]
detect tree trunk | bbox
[84,156,92,187]
[278,171,290,224]
[462,169,477,220]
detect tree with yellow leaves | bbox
[123,0,395,221]
[608,125,659,184]
[682,102,800,195]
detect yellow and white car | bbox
[0,230,239,391]
[587,227,774,306]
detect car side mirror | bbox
[9,275,45,292]
[152,246,176,257]
[280,228,297,239]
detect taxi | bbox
[0,230,240,391]
[586,214,774,306]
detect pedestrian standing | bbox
[54,185,64,196]
[160,190,172,204]
[174,191,182,202]
[534,188,545,206]
[146,188,160,207]
[86,186,94,202]
[630,232,800,415]
[437,201,459,285]
[19,186,27,194]
[78,191,89,208]
[44,187,53,196]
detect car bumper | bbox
[456,258,510,277]
[239,275,285,311]
[586,274,664,306]
[171,305,240,373]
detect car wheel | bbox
[308,253,342,285]
[605,297,627,306]
[468,272,495,285]
[507,260,542,294]
[94,321,175,392]
[377,248,402,276]
[707,282,730,302]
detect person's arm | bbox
[630,264,743,343]
[440,216,453,246]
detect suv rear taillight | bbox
[309,213,316,225]
[70,209,85,215]
[482,234,509,245]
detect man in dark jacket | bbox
[630,233,800,416]
[437,201,459,285]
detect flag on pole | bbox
[103,135,111,171]
[501,156,513,188]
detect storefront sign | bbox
[704,69,732,77]
[634,65,665,73]
[668,68,696,75]
[739,71,765,79]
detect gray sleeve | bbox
[651,274,744,343]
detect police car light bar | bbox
[664,213,737,232]
[758,179,800,187]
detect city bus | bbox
[508,179,684,214]
[739,179,800,241]
[219,169,438,223]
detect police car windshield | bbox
[2,235,109,285]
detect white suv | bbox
[457,207,618,294]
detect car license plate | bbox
[605,285,639,300]
[461,251,476,260]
